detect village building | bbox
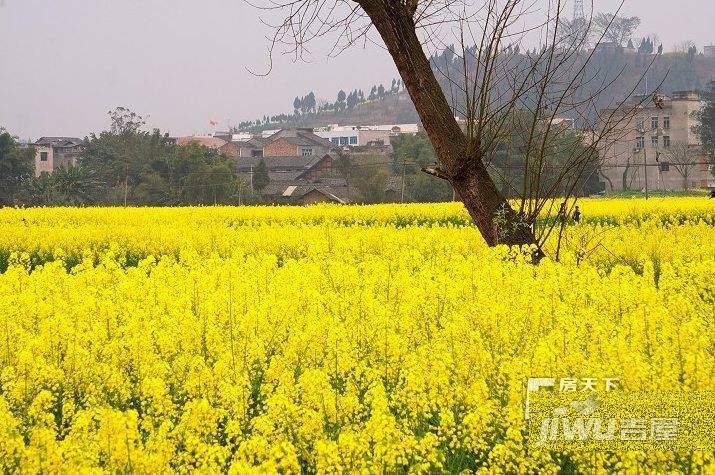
[234,137,267,158]
[234,151,354,204]
[236,154,332,179]
[314,123,418,147]
[176,135,227,149]
[261,128,333,157]
[176,129,349,203]
[597,91,713,192]
[175,135,242,158]
[33,137,85,176]
[261,182,349,205]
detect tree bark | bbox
[621,163,630,191]
[359,0,537,247]
[450,156,534,246]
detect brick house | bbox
[262,128,334,157]
[262,183,348,204]
[235,153,356,203]
[176,136,241,158]
[33,137,84,176]
[236,154,333,181]
[235,137,267,158]
[176,136,227,149]
[218,141,240,158]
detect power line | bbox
[491,161,711,170]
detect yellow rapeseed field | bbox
[0,198,713,473]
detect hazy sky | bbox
[1,0,712,139]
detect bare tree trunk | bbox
[621,162,630,191]
[599,169,614,191]
[450,155,534,245]
[362,1,535,247]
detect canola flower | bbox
[0,197,713,473]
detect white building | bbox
[597,91,713,191]
[314,124,418,147]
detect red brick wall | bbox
[219,142,240,158]
[263,139,297,157]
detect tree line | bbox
[292,79,403,116]
[234,79,405,131]
[1,108,255,206]
[3,80,713,208]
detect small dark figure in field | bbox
[558,202,567,224]
[573,206,581,223]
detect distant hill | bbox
[244,50,715,132]
[247,91,419,133]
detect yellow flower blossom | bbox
[0,198,712,472]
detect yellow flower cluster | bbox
[0,198,713,473]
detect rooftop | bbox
[262,179,349,203]
[235,154,332,172]
[176,136,228,149]
[315,123,419,134]
[34,137,84,147]
[265,129,333,148]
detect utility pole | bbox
[643,148,649,200]
[400,155,407,202]
[655,150,661,191]
[249,165,254,195]
[124,162,129,206]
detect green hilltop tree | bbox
[346,90,358,109]
[594,13,640,47]
[336,90,347,111]
[305,92,316,114]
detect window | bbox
[651,136,658,147]
[40,151,48,162]
[636,118,645,132]
[339,136,349,146]
[301,148,313,156]
[663,116,670,130]
[349,136,358,145]
[636,136,645,150]
[251,149,263,157]
[659,162,670,172]
[663,135,670,148]
[651,116,659,130]
[331,137,340,145]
